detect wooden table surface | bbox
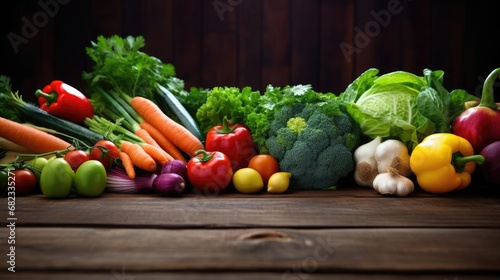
[1,178,499,280]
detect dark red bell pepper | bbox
[35,80,94,124]
[205,117,257,171]
[452,68,500,153]
[187,150,233,194]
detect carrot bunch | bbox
[130,97,204,157]
[85,90,204,179]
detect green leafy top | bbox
[0,76,24,122]
[83,35,176,100]
[195,86,262,133]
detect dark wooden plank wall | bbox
[2,0,500,104]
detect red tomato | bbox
[187,150,233,194]
[64,150,90,172]
[89,140,119,169]
[14,169,37,195]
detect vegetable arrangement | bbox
[1,34,499,199]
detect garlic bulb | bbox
[374,139,412,176]
[372,168,414,196]
[353,136,382,187]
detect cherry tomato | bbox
[13,169,37,196]
[64,150,90,172]
[90,140,119,169]
[247,154,280,185]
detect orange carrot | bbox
[0,117,73,153]
[139,121,187,163]
[0,136,31,153]
[141,143,173,166]
[135,128,159,147]
[119,151,136,179]
[130,97,204,156]
[120,140,157,171]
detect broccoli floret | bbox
[312,144,354,186]
[307,111,338,139]
[274,104,301,125]
[265,136,286,160]
[297,128,329,155]
[279,141,317,180]
[264,99,361,189]
[334,113,355,135]
[297,104,317,120]
[287,117,307,134]
[276,127,297,150]
[268,105,295,136]
[344,133,361,152]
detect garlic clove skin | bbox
[372,168,414,197]
[353,136,382,187]
[374,139,412,177]
[354,160,378,187]
[354,136,382,160]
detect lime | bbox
[232,168,264,194]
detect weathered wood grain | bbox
[1,227,499,272]
[319,0,355,94]
[140,0,174,63]
[238,0,262,89]
[291,0,319,88]
[262,0,291,89]
[5,1,497,99]
[2,272,498,280]
[172,0,202,89]
[3,187,499,228]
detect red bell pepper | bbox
[187,150,233,194]
[35,80,94,124]
[205,117,257,171]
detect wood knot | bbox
[238,230,291,241]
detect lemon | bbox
[267,172,291,193]
[232,168,264,194]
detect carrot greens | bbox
[83,35,203,141]
[83,35,176,100]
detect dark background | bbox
[1,0,500,103]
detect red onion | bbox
[161,160,188,181]
[152,173,185,195]
[106,168,157,194]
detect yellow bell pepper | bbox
[410,133,484,194]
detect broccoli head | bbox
[264,99,361,189]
